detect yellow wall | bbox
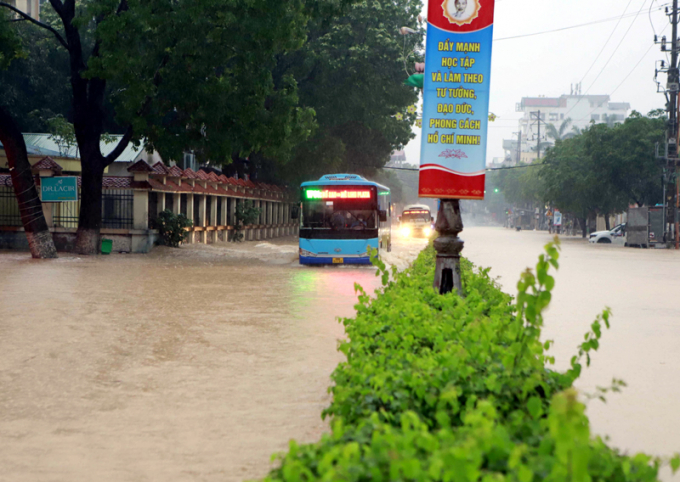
[0,154,106,173]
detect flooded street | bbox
[0,236,427,482]
[463,227,680,476]
[2,227,679,480]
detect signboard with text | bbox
[419,0,495,199]
[554,211,562,227]
[41,177,78,202]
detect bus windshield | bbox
[402,210,430,223]
[300,186,378,233]
[302,201,377,231]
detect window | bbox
[549,113,558,122]
[591,114,600,121]
[560,114,564,120]
[182,152,197,171]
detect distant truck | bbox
[626,206,665,248]
[398,204,433,238]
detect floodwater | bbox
[463,227,680,479]
[0,236,428,482]
[2,227,679,481]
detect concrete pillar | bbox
[157,192,166,215]
[133,190,149,230]
[229,198,236,227]
[173,193,181,215]
[199,195,207,227]
[186,194,195,243]
[220,198,228,226]
[210,196,218,227]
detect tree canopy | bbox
[495,111,665,233]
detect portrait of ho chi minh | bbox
[442,0,480,25]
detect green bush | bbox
[262,240,679,481]
[233,201,262,242]
[155,209,192,247]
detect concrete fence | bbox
[0,157,299,253]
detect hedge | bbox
[261,239,679,481]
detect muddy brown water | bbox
[2,228,679,480]
[463,227,680,480]
[0,236,427,482]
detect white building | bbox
[5,0,40,19]
[503,90,630,164]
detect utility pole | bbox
[670,0,679,247]
[657,0,679,246]
[529,110,543,160]
[517,130,522,164]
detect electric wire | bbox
[562,0,651,120]
[494,4,665,42]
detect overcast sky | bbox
[403,0,670,165]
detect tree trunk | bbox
[605,214,611,231]
[0,106,58,258]
[579,217,587,238]
[74,153,105,255]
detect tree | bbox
[258,0,422,186]
[0,8,58,258]
[0,0,314,254]
[538,111,664,235]
[545,118,574,142]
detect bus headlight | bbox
[299,248,315,257]
[423,227,432,237]
[400,226,411,237]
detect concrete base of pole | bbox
[433,199,464,296]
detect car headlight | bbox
[423,227,432,237]
[299,248,315,257]
[400,226,411,237]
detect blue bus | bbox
[297,174,392,265]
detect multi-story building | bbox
[503,88,631,165]
[5,0,40,20]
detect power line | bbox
[494,4,666,42]
[574,22,669,122]
[578,0,635,85]
[563,0,651,119]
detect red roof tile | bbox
[31,156,63,174]
[218,174,229,183]
[168,166,183,177]
[166,180,193,192]
[0,174,13,188]
[195,169,210,180]
[103,177,133,188]
[148,178,175,191]
[208,172,220,182]
[183,168,197,179]
[127,160,154,173]
[152,161,170,175]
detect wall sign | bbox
[419,0,496,200]
[41,177,78,202]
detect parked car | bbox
[589,223,626,244]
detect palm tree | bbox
[545,118,574,141]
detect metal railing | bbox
[102,189,133,229]
[0,185,22,226]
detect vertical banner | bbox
[419,0,495,199]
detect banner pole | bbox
[433,198,464,295]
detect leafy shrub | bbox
[262,240,679,481]
[233,201,261,242]
[155,209,192,247]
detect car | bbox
[589,223,626,244]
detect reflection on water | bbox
[0,236,427,482]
